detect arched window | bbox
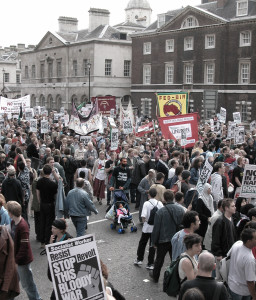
[56,95,62,110]
[31,94,36,107]
[181,16,199,28]
[47,94,53,110]
[39,95,45,107]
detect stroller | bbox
[108,190,137,234]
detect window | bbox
[48,62,53,78]
[184,37,194,51]
[241,103,248,122]
[166,39,174,52]
[83,59,88,76]
[105,59,112,76]
[124,60,131,77]
[73,60,78,76]
[165,63,174,84]
[25,66,29,79]
[239,60,250,84]
[205,35,215,49]
[143,42,151,55]
[16,73,21,83]
[240,31,251,47]
[143,64,151,85]
[204,62,215,84]
[57,61,62,77]
[237,0,248,16]
[184,64,193,84]
[31,65,36,78]
[4,73,9,83]
[40,63,45,78]
[181,16,199,28]
[157,14,166,28]
[141,98,152,117]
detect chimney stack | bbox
[58,16,78,33]
[89,8,110,32]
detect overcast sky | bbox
[1,0,201,48]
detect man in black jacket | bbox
[178,251,229,300]
[211,198,236,279]
[151,190,184,282]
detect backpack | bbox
[147,201,158,225]
[170,180,181,195]
[163,254,193,297]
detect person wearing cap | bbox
[48,219,73,299]
[1,166,24,207]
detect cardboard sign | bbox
[110,128,119,151]
[46,234,106,300]
[233,112,241,124]
[250,120,256,132]
[227,122,236,139]
[25,108,34,120]
[196,159,213,195]
[41,120,49,134]
[240,164,256,198]
[29,119,37,133]
[234,126,245,145]
[123,117,133,134]
[180,127,187,147]
[158,113,198,148]
[219,107,226,123]
[80,136,91,145]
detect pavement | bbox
[16,199,171,300]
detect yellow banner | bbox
[157,93,188,117]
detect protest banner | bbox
[180,127,187,147]
[25,108,34,120]
[250,120,256,132]
[0,95,30,114]
[219,107,226,123]
[91,96,116,115]
[227,122,236,139]
[233,112,241,124]
[123,117,133,134]
[110,128,119,151]
[79,114,103,136]
[235,126,245,145]
[136,122,154,137]
[196,159,213,195]
[240,164,256,198]
[30,119,37,133]
[41,120,49,134]
[46,234,106,300]
[157,92,188,117]
[108,117,116,128]
[158,113,198,148]
[34,106,41,116]
[80,136,91,145]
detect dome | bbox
[126,0,152,10]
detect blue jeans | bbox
[18,263,41,300]
[71,216,87,237]
[229,288,251,300]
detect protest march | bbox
[0,92,256,300]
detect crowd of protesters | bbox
[0,111,256,299]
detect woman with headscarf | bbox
[138,169,156,222]
[195,183,214,239]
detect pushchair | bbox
[107,190,137,234]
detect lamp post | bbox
[2,68,5,96]
[87,62,91,104]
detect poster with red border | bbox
[91,97,116,115]
[158,113,199,148]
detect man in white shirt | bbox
[134,188,163,270]
[228,228,256,300]
[168,159,178,180]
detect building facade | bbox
[130,0,256,123]
[20,1,153,111]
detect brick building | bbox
[131,0,256,124]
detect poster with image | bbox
[46,234,106,300]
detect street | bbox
[16,200,170,300]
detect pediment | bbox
[159,6,227,32]
[35,31,67,51]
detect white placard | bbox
[110,128,119,151]
[123,117,133,134]
[196,159,213,195]
[240,164,256,198]
[233,112,241,124]
[25,108,34,120]
[41,120,49,134]
[46,234,107,300]
[168,123,192,140]
[219,107,226,123]
[30,119,37,132]
[235,126,245,145]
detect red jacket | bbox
[12,218,33,265]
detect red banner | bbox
[91,97,116,115]
[136,122,154,137]
[158,113,199,148]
